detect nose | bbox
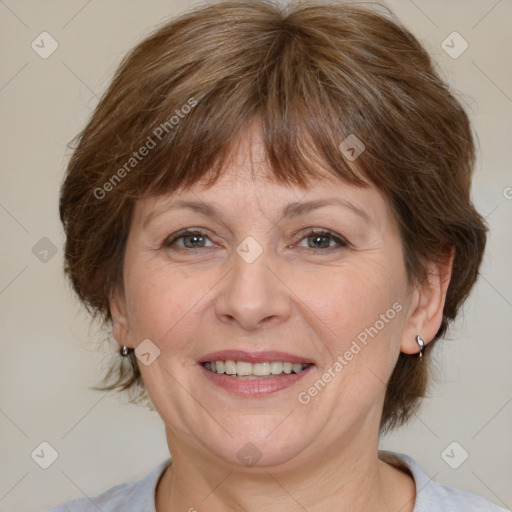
[214,248,292,332]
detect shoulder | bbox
[379,450,509,512]
[40,458,171,512]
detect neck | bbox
[155,422,415,512]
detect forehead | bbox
[133,172,392,241]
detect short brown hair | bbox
[60,0,487,433]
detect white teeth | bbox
[252,362,270,376]
[236,361,253,376]
[292,363,303,374]
[224,360,237,375]
[270,361,284,374]
[204,360,310,377]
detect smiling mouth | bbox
[202,360,313,379]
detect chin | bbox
[200,422,318,470]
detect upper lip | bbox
[198,350,314,365]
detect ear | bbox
[400,248,454,355]
[110,289,133,349]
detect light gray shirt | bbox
[41,451,508,511]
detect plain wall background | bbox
[0,1,510,510]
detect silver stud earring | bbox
[415,335,425,358]
[120,345,131,356]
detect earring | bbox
[120,345,131,356]
[415,335,425,358]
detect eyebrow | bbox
[143,197,372,228]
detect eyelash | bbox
[162,228,349,253]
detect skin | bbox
[111,123,453,512]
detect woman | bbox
[43,1,507,510]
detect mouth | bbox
[202,360,312,379]
[198,351,315,397]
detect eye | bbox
[296,229,348,251]
[162,228,349,253]
[163,229,215,250]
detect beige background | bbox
[0,1,511,510]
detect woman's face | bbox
[112,126,425,469]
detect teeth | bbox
[204,360,310,377]
[253,362,270,376]
[236,361,252,376]
[292,363,303,374]
[225,360,237,375]
[270,361,283,374]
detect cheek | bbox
[303,261,404,339]
[124,259,220,347]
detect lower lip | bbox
[199,364,314,397]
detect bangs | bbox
[98,21,370,202]
[143,105,367,199]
